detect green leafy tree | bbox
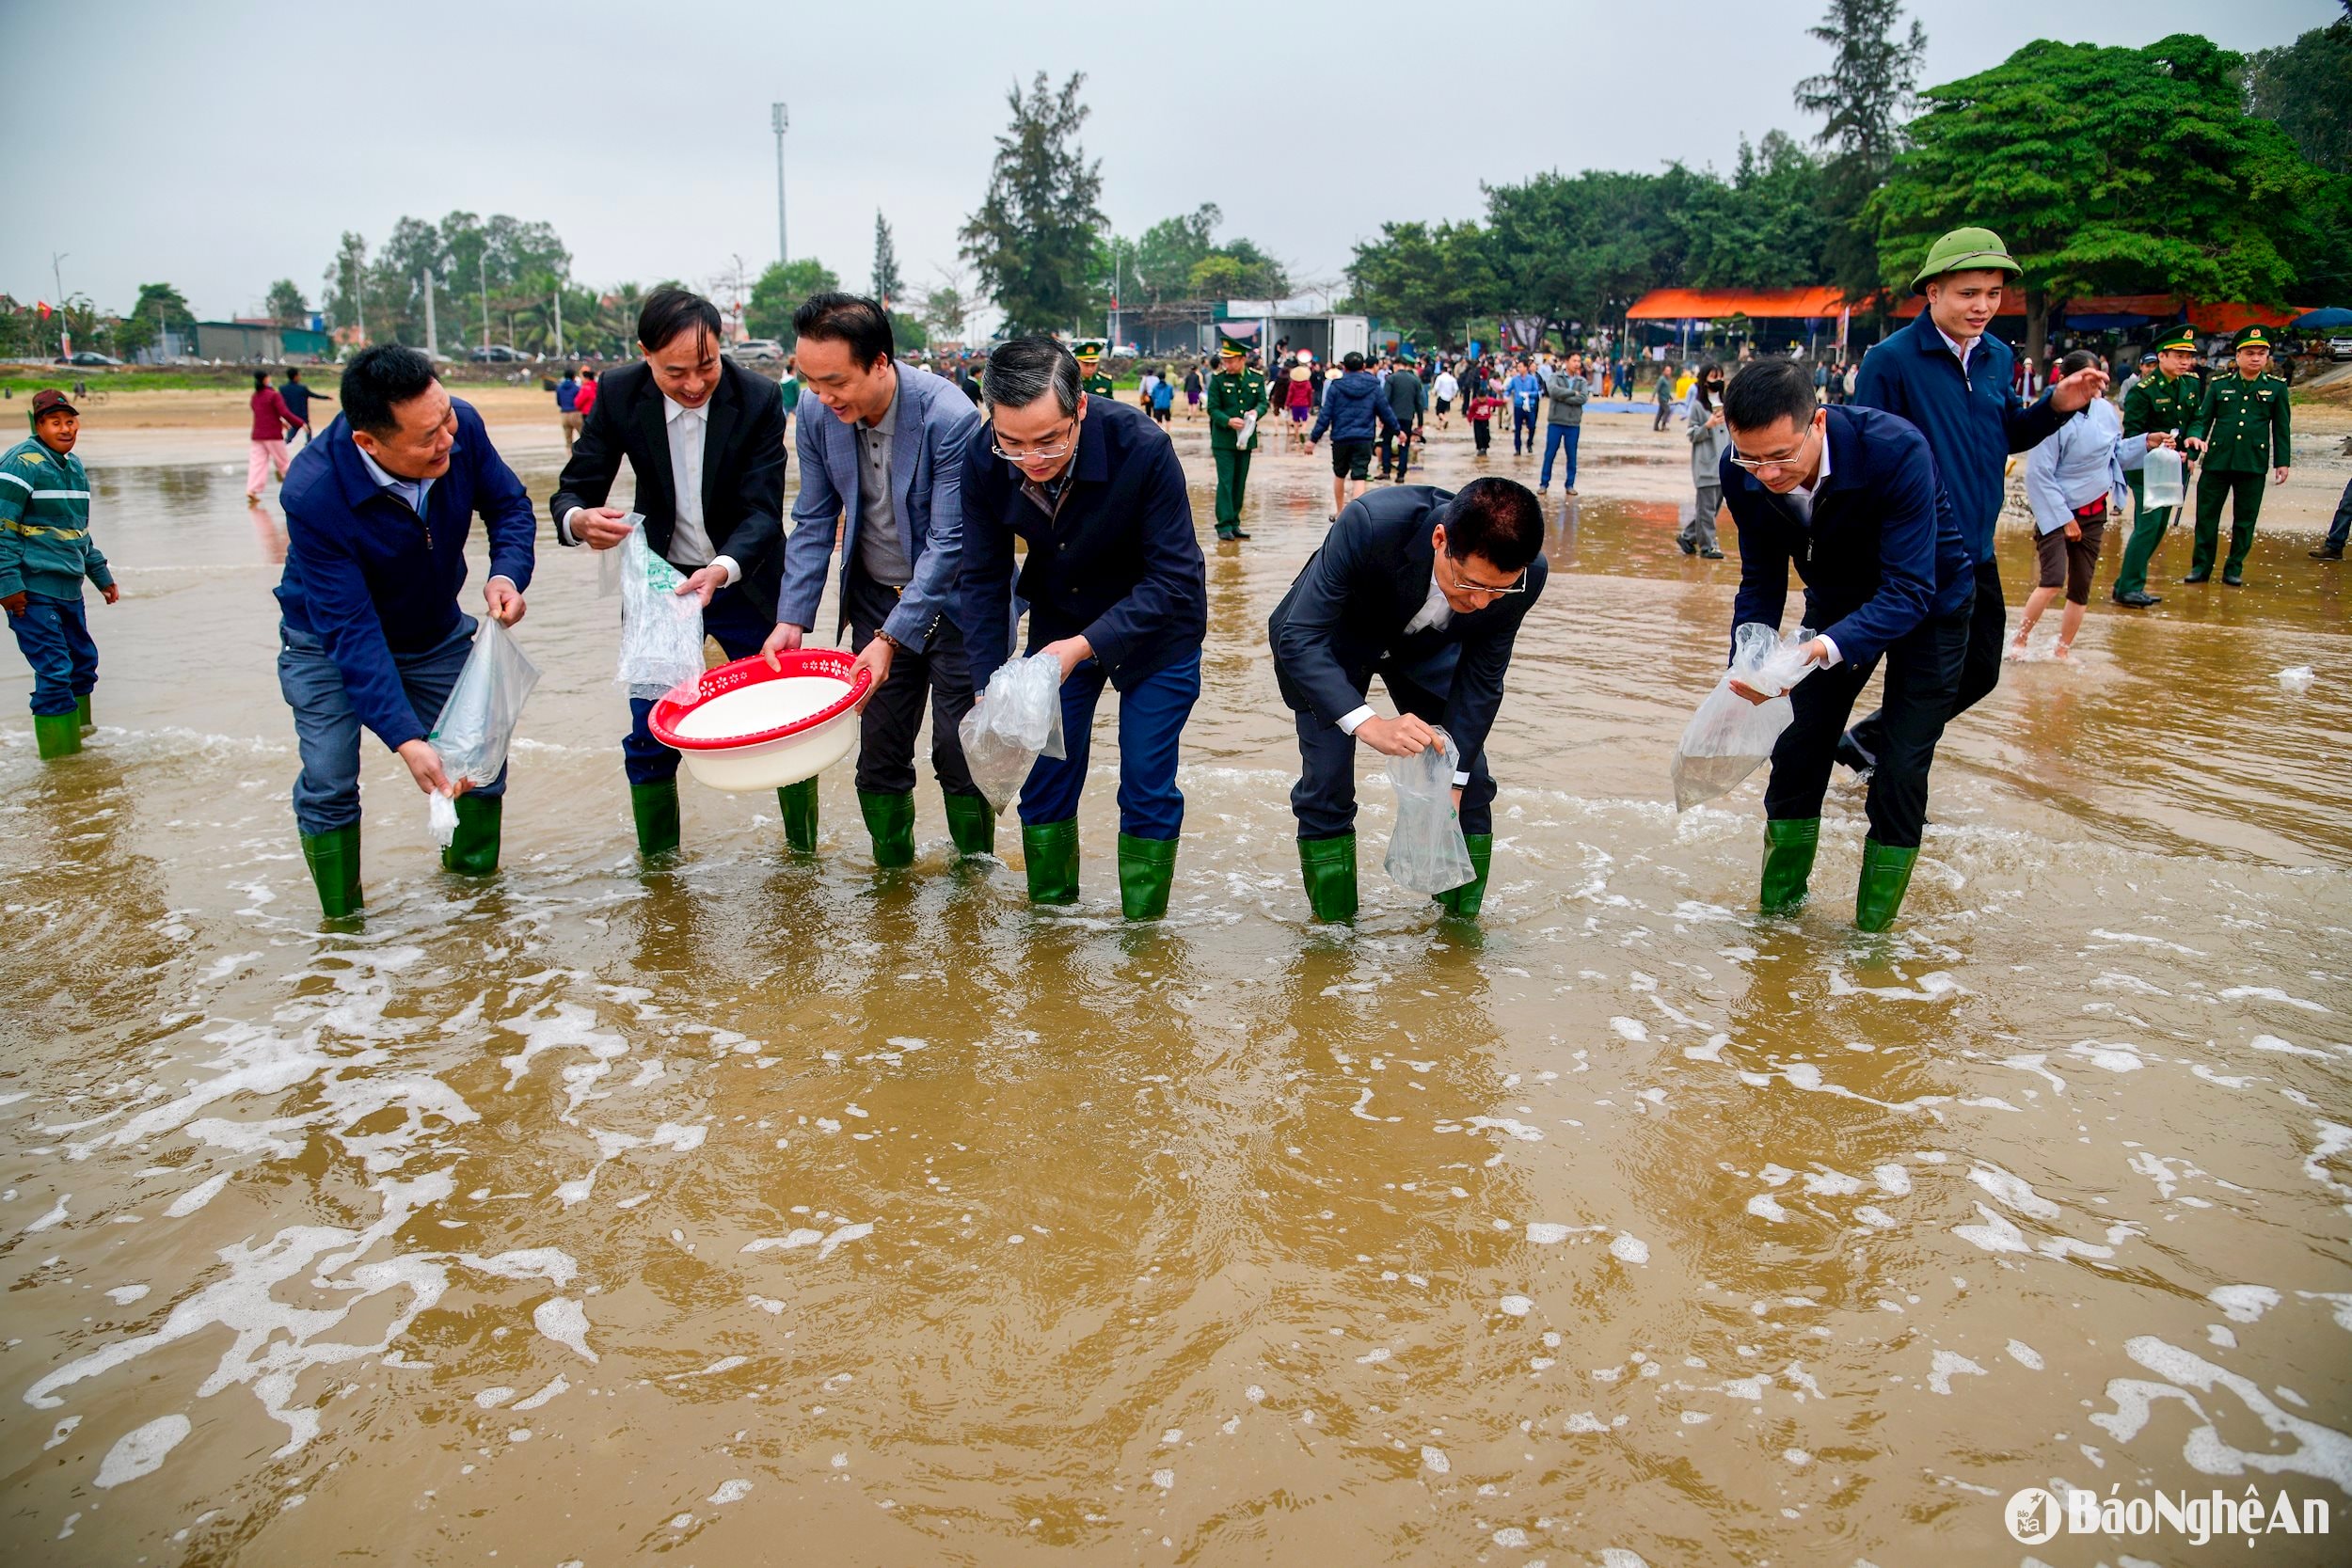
[1678,134,1834,289]
[1135,205,1220,302]
[2245,3,2352,176]
[745,258,840,343]
[1795,0,1928,303]
[871,213,903,309]
[113,281,197,359]
[1481,169,1695,346]
[1873,32,2337,359]
[961,71,1106,335]
[890,311,929,352]
[1348,219,1500,347]
[264,278,310,327]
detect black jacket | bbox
[957,397,1206,692]
[548,358,789,617]
[1267,484,1547,767]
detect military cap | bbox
[2153,326,2197,355]
[1073,339,1104,362]
[2230,324,2274,352]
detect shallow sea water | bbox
[2,414,2347,1565]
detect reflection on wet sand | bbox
[0,415,2344,1564]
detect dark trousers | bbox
[1511,406,1536,453]
[1019,649,1200,839]
[8,592,97,717]
[1850,559,2003,760]
[1290,664,1496,840]
[2112,469,2173,596]
[842,569,978,799]
[1470,419,1492,454]
[2327,474,2352,553]
[1212,445,1252,530]
[1652,402,1674,432]
[279,613,501,836]
[1769,603,1970,847]
[1540,422,1581,489]
[2192,469,2266,577]
[622,580,771,786]
[1380,425,1415,478]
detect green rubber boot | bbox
[778,777,819,852]
[1433,833,1494,918]
[1854,837,1920,933]
[441,793,502,877]
[1297,832,1359,923]
[75,692,93,733]
[943,791,995,857]
[1022,818,1080,906]
[859,788,915,868]
[1760,816,1820,913]
[32,711,81,759]
[300,822,363,919]
[1117,832,1178,921]
[630,780,681,859]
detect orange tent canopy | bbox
[1626,287,1849,321]
[2187,300,2305,332]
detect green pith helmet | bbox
[1911,227,2020,293]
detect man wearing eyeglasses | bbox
[955,335,1208,919]
[1268,477,1548,923]
[1717,358,1976,932]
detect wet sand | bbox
[1,400,2347,1565]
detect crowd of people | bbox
[7,221,2342,939]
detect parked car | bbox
[729,339,785,365]
[54,351,122,367]
[2330,338,2352,362]
[467,344,526,363]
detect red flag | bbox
[35,299,51,320]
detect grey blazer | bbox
[777,361,981,652]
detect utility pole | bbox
[771,103,789,265]
[422,268,437,359]
[479,252,492,349]
[553,288,564,359]
[50,252,69,356]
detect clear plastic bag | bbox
[616,522,705,699]
[956,652,1067,814]
[1384,730,1477,894]
[596,511,644,598]
[1670,623,1820,811]
[424,616,541,844]
[2141,446,2185,508]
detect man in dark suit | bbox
[1268,477,1548,923]
[549,289,788,858]
[1718,357,1976,932]
[957,334,1207,919]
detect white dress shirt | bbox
[561,390,739,585]
[1778,435,1841,668]
[1338,571,1470,784]
[1934,324,1980,381]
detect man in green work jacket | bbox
[2112,325,2204,608]
[2182,324,2292,588]
[1074,340,1117,399]
[1205,333,1267,543]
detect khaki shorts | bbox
[560,411,583,434]
[2033,514,2106,604]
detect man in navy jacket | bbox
[1844,227,2105,771]
[957,335,1207,919]
[1268,478,1547,922]
[1304,350,1400,520]
[1719,358,1974,932]
[275,346,535,917]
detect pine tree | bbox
[1794,0,1928,303]
[871,212,903,310]
[960,71,1105,335]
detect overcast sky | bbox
[9,0,2334,324]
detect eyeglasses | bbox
[1726,426,1820,474]
[990,420,1079,464]
[1447,570,1528,596]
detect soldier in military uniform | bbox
[2111,326,2204,607]
[1073,340,1117,400]
[2182,324,2291,587]
[1204,333,1266,543]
